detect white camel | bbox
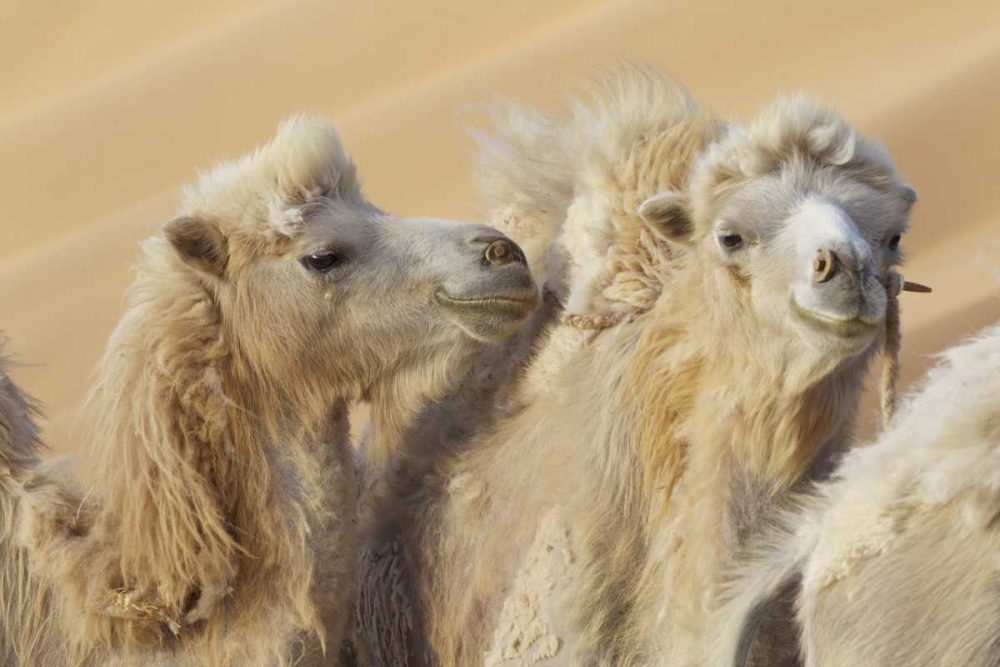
[0,115,535,666]
[355,66,920,666]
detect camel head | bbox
[29,116,537,647]
[639,95,917,364]
[165,114,536,402]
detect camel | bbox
[712,320,1000,667]
[355,66,920,666]
[0,115,536,666]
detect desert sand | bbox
[1,0,997,454]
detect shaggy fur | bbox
[357,65,918,666]
[711,320,1000,667]
[0,342,47,666]
[1,116,533,666]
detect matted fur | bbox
[357,65,917,666]
[711,320,1000,667]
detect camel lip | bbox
[434,289,538,317]
[791,298,880,339]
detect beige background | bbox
[1,0,998,454]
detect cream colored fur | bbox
[357,66,917,666]
[1,115,522,666]
[712,320,1000,667]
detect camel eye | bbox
[888,234,902,251]
[718,233,744,251]
[301,251,345,273]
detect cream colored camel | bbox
[356,66,918,666]
[0,115,535,666]
[712,320,1000,667]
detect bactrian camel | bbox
[356,66,921,666]
[0,115,535,666]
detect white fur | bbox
[712,320,1000,666]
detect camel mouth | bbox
[434,289,538,340]
[434,290,538,318]
[791,298,880,340]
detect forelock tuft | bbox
[179,113,365,240]
[748,94,858,170]
[690,93,909,225]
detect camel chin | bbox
[790,296,881,355]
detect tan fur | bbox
[1,115,531,666]
[357,65,917,666]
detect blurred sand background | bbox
[1,0,998,455]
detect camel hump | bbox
[471,63,715,292]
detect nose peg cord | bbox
[880,271,932,428]
[880,272,904,427]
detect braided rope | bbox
[559,311,629,330]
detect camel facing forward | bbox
[0,116,535,666]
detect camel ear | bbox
[164,216,229,278]
[638,191,694,244]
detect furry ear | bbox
[638,191,694,243]
[164,216,229,277]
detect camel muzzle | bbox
[436,233,537,341]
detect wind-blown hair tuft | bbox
[0,341,42,477]
[472,63,723,312]
[182,113,365,242]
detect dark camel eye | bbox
[888,234,902,251]
[301,252,344,273]
[719,233,744,250]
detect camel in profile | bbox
[712,321,1000,667]
[356,66,919,665]
[0,115,536,666]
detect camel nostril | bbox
[812,249,838,283]
[484,239,522,267]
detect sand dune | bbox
[0,0,997,453]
